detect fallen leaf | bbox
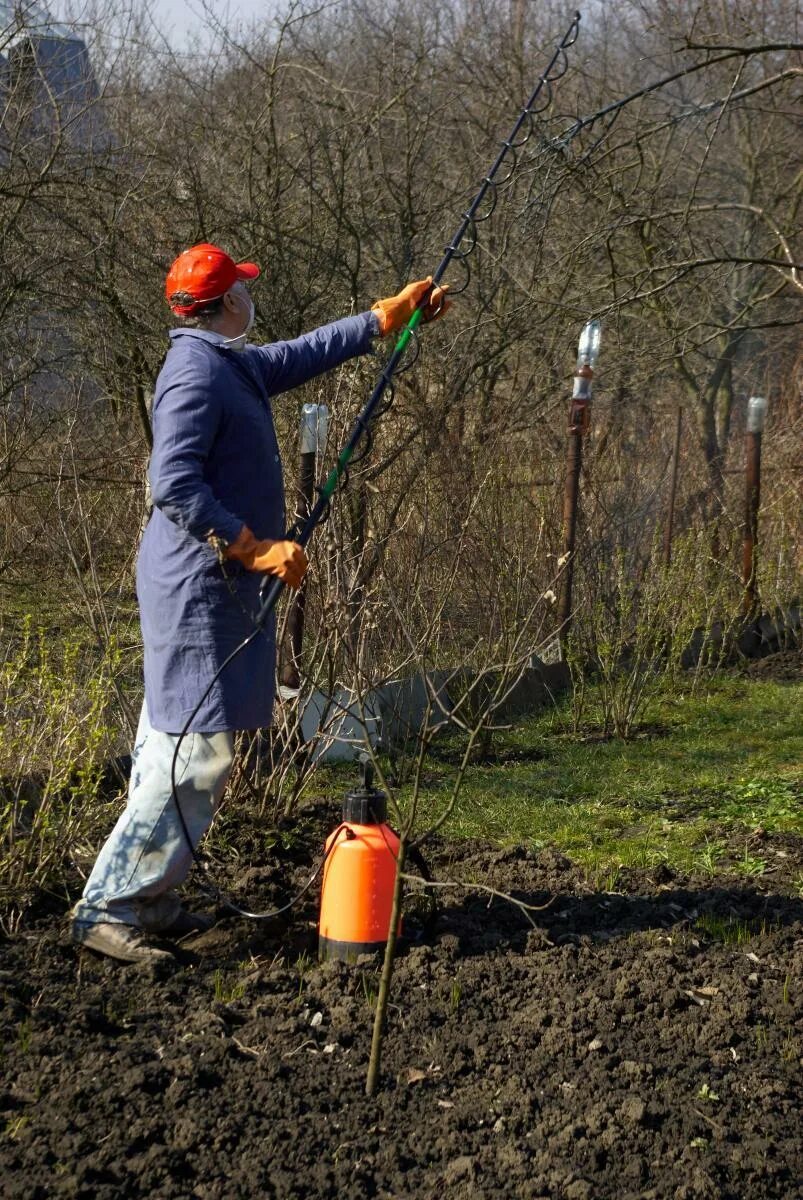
[407,1068,427,1085]
[437,1100,454,1109]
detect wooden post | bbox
[365,834,407,1097]
[280,404,328,689]
[556,391,586,635]
[556,321,600,641]
[662,406,683,567]
[742,396,766,620]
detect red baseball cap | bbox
[165,243,260,314]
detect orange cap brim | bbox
[235,261,260,281]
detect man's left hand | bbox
[372,277,451,337]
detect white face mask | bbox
[222,284,255,351]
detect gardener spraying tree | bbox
[70,8,584,963]
[2,2,800,1193]
[70,246,448,963]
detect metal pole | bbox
[742,396,767,620]
[280,404,329,690]
[557,320,601,639]
[662,406,683,567]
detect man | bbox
[71,243,448,962]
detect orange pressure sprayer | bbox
[318,757,400,962]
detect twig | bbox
[232,1036,264,1059]
[693,1107,725,1133]
[281,1038,318,1059]
[400,875,554,927]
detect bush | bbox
[0,618,123,932]
[567,529,740,738]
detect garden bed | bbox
[1,809,801,1199]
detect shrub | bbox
[0,617,123,932]
[567,529,740,738]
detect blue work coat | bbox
[137,313,378,733]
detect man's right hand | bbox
[224,526,308,589]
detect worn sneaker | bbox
[72,921,175,963]
[161,910,216,939]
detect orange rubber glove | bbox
[371,277,451,337]
[223,525,308,590]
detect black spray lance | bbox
[256,9,582,625]
[169,11,583,918]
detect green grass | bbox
[695,914,778,945]
[211,968,247,1005]
[309,673,802,880]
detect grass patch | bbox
[695,914,778,945]
[211,968,247,1005]
[308,672,802,880]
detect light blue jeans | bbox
[72,702,235,932]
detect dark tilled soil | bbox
[1,817,801,1200]
[746,647,803,683]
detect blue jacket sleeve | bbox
[251,311,379,395]
[149,368,244,545]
